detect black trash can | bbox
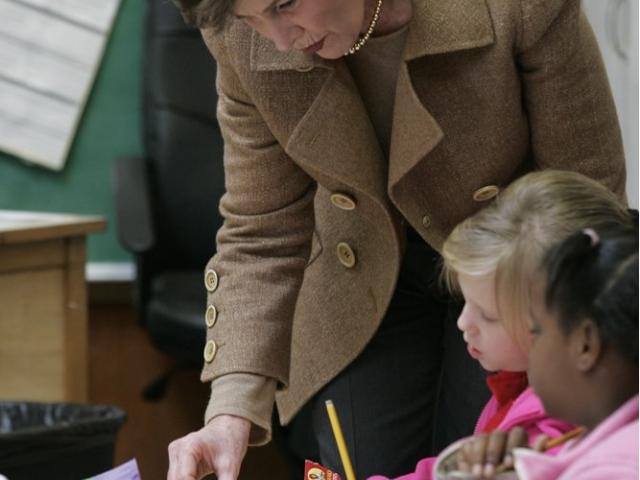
[0,401,127,480]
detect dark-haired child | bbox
[511,224,639,479]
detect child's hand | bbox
[455,427,528,478]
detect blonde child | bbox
[368,170,633,480]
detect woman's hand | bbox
[455,427,529,478]
[167,414,251,480]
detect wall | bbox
[583,0,639,208]
[0,0,143,270]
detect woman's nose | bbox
[264,17,300,52]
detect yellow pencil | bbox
[325,400,357,480]
[542,427,586,451]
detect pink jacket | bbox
[514,395,639,480]
[367,387,573,480]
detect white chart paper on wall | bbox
[0,0,121,170]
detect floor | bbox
[88,284,292,479]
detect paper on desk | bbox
[85,459,141,480]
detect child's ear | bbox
[570,319,601,372]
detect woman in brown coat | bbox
[167,0,626,479]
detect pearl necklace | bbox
[344,0,384,56]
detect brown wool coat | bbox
[199,0,626,424]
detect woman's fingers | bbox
[215,462,241,480]
[167,439,200,480]
[212,454,243,480]
[166,415,250,480]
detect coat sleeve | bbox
[199,28,316,388]
[517,0,627,200]
[204,373,277,446]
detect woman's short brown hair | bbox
[172,0,235,31]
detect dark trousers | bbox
[272,236,490,479]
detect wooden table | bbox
[0,210,106,402]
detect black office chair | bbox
[112,0,224,400]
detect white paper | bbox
[0,0,121,170]
[84,459,141,480]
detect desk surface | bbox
[0,210,106,244]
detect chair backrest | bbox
[143,0,224,271]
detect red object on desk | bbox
[304,460,342,480]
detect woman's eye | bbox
[276,0,297,12]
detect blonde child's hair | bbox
[442,170,629,351]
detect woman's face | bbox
[233,0,366,59]
[457,273,529,373]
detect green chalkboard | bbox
[0,0,144,264]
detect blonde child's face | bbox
[457,272,529,372]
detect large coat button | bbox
[330,193,356,210]
[473,185,500,202]
[336,242,356,268]
[204,269,218,292]
[204,340,217,363]
[421,215,432,229]
[205,305,217,328]
[296,65,314,72]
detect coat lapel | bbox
[249,30,387,200]
[388,61,443,188]
[247,0,496,201]
[284,63,388,199]
[388,0,495,191]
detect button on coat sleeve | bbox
[199,29,316,388]
[517,0,626,200]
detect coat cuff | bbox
[204,373,277,446]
